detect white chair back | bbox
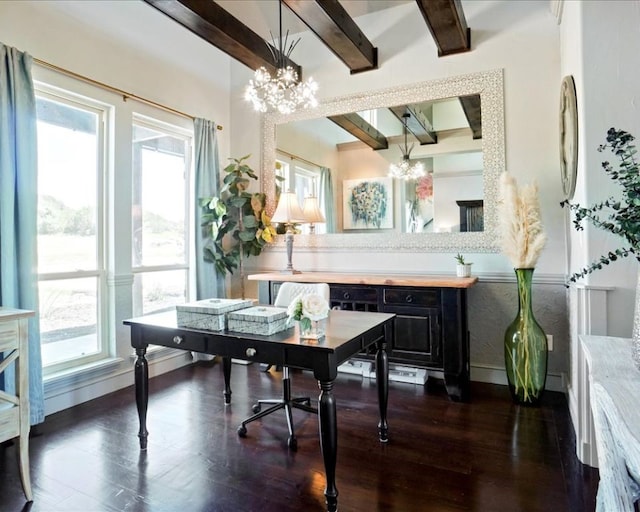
[274,282,330,308]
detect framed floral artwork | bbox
[343,177,393,230]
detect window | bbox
[276,153,324,234]
[35,77,195,379]
[35,88,107,373]
[131,117,192,316]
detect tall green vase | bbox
[504,268,548,405]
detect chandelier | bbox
[244,0,318,115]
[388,113,426,181]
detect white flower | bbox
[301,293,329,321]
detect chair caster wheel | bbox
[252,404,261,413]
[237,425,247,438]
[288,436,298,451]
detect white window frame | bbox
[130,114,193,316]
[35,83,110,376]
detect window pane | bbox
[132,124,188,267]
[133,270,187,316]
[39,277,98,366]
[36,97,98,273]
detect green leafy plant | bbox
[200,155,276,297]
[455,253,468,265]
[561,128,640,282]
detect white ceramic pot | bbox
[456,263,472,278]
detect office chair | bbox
[237,282,330,450]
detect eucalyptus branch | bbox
[562,128,640,284]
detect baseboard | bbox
[337,359,566,394]
[470,364,566,393]
[44,351,193,416]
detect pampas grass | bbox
[499,172,547,268]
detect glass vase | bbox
[504,268,548,405]
[299,318,325,341]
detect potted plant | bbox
[561,127,640,367]
[200,155,277,299]
[455,253,473,277]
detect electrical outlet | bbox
[547,334,553,351]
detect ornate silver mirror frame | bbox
[261,68,505,252]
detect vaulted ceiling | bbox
[143,0,478,149]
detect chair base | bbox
[237,367,317,450]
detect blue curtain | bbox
[319,167,336,233]
[0,43,45,425]
[194,118,225,299]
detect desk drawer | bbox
[383,288,439,308]
[215,339,285,366]
[148,330,207,353]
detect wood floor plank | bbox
[0,362,598,511]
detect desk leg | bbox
[222,356,232,405]
[376,338,389,442]
[318,380,338,512]
[134,347,149,450]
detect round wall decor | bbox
[560,75,578,200]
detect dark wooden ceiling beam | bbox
[143,0,301,77]
[283,0,377,74]
[327,113,388,150]
[459,94,482,139]
[415,0,471,57]
[389,105,437,145]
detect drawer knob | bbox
[172,335,183,345]
[406,294,414,303]
[343,292,351,300]
[246,348,257,357]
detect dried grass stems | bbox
[499,173,547,268]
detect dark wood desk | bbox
[124,309,395,512]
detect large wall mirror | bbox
[261,68,504,252]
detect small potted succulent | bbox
[455,253,473,277]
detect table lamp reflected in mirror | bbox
[302,195,325,234]
[271,191,307,274]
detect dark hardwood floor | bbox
[1,361,598,512]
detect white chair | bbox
[237,282,330,450]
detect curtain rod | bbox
[33,58,223,131]
[276,148,321,169]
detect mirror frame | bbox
[261,68,505,252]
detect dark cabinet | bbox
[261,279,470,402]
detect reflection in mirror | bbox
[262,69,505,252]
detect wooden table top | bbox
[248,272,478,289]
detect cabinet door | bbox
[385,307,442,367]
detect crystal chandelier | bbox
[388,113,426,181]
[244,0,318,115]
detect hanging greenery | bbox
[200,155,277,285]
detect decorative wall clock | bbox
[560,75,578,200]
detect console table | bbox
[125,308,394,512]
[580,335,640,511]
[249,272,477,402]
